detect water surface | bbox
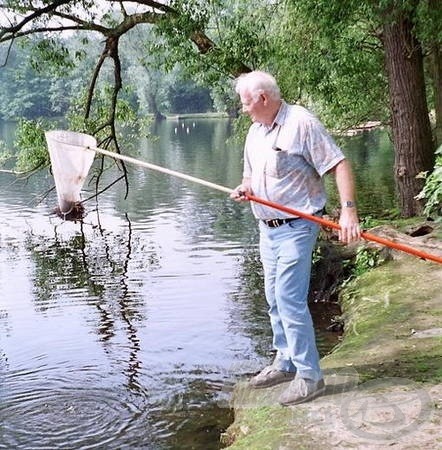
[0,119,395,449]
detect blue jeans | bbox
[259,218,322,381]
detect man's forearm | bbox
[334,159,357,207]
[333,159,360,243]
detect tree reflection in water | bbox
[24,210,158,391]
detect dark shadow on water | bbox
[53,202,86,221]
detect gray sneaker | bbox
[249,365,296,389]
[279,375,326,405]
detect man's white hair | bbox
[235,71,281,101]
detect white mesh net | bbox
[45,130,96,215]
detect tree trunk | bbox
[428,0,442,149]
[382,10,435,217]
[147,91,165,121]
[431,44,442,148]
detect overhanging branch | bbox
[0,0,72,40]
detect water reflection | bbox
[335,129,396,215]
[0,119,396,449]
[1,205,244,449]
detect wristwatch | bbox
[344,201,356,208]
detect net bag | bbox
[45,130,96,216]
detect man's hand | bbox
[338,207,361,243]
[230,178,252,202]
[230,185,251,202]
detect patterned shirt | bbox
[243,101,345,220]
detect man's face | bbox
[239,90,267,124]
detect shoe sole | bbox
[279,385,326,406]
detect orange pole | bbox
[246,193,442,265]
[85,145,442,265]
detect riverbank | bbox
[222,222,442,449]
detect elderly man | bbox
[231,71,360,405]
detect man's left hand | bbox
[338,208,361,244]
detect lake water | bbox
[0,119,395,449]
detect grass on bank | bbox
[224,225,442,448]
[323,257,442,384]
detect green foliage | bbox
[1,38,72,122]
[0,0,391,130]
[67,85,137,134]
[341,246,382,287]
[413,0,442,44]
[0,0,438,130]
[0,140,12,167]
[227,114,250,146]
[268,0,388,129]
[351,247,381,277]
[67,91,103,136]
[28,38,75,75]
[167,81,213,113]
[312,244,325,265]
[415,146,442,220]
[359,215,378,230]
[152,0,272,98]
[206,1,272,71]
[153,1,211,74]
[13,119,51,172]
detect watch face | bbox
[345,201,355,208]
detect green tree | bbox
[0,43,62,119]
[0,0,250,161]
[122,26,214,119]
[1,0,440,217]
[265,0,439,217]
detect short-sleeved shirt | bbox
[243,101,345,220]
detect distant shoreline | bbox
[164,112,230,120]
[336,120,383,136]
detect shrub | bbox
[416,145,442,220]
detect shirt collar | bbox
[273,100,288,126]
[262,100,288,133]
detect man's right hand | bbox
[230,184,251,202]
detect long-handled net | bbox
[45,130,96,219]
[45,130,442,264]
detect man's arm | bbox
[332,159,361,243]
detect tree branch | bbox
[82,174,125,205]
[115,0,175,14]
[0,26,85,43]
[47,10,109,33]
[0,0,72,40]
[85,50,108,119]
[0,38,14,66]
[85,33,129,197]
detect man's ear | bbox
[260,93,267,104]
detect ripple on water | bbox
[0,374,153,450]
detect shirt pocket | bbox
[265,149,302,179]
